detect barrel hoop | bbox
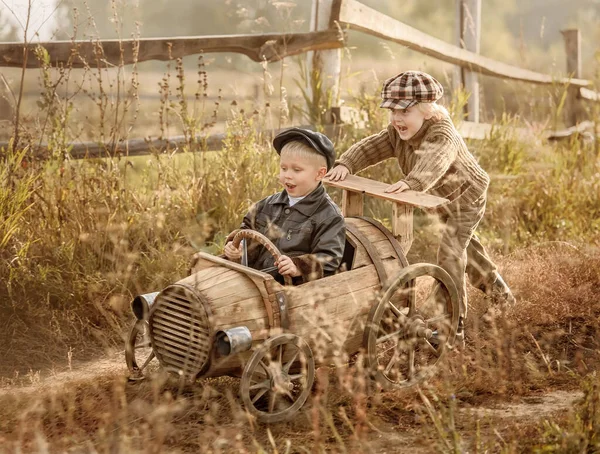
[356,216,409,268]
[275,291,289,330]
[345,220,388,287]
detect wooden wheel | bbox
[125,320,156,381]
[363,263,460,390]
[231,229,293,285]
[240,333,315,423]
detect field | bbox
[1,37,600,452]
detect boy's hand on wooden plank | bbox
[384,180,410,193]
[325,164,349,181]
[275,255,301,277]
[224,241,243,261]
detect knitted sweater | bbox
[335,117,490,205]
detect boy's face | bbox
[279,152,326,198]
[389,105,429,140]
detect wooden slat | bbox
[210,297,265,321]
[544,120,596,141]
[324,174,448,209]
[580,87,600,102]
[335,0,591,88]
[1,124,344,161]
[0,30,343,68]
[392,204,413,254]
[341,190,364,216]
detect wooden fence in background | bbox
[0,0,598,158]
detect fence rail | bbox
[0,0,597,158]
[334,0,591,88]
[0,30,343,68]
[12,121,596,162]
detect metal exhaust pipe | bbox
[131,292,160,320]
[215,326,253,356]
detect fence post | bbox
[561,29,583,127]
[307,0,341,124]
[454,0,481,123]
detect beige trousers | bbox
[435,197,497,319]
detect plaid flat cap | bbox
[380,71,444,110]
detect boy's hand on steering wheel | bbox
[224,241,243,261]
[384,180,410,194]
[325,164,349,182]
[276,255,301,277]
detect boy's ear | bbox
[316,167,327,180]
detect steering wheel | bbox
[232,230,293,286]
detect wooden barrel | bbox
[148,216,409,380]
[283,217,408,363]
[148,264,275,381]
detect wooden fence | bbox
[0,0,598,158]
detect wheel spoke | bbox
[268,390,278,413]
[408,348,415,379]
[249,379,270,391]
[288,373,304,382]
[251,387,269,404]
[377,329,403,344]
[423,340,441,356]
[379,341,400,357]
[135,342,152,349]
[387,300,403,317]
[259,359,270,377]
[139,351,155,371]
[277,345,283,365]
[425,314,450,325]
[407,286,417,317]
[384,348,401,375]
[283,349,300,373]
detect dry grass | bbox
[1,8,599,450]
[0,244,599,453]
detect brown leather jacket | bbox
[231,183,346,284]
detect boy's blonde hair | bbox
[417,102,449,121]
[280,140,327,168]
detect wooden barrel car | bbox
[125,175,459,423]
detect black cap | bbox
[272,128,336,170]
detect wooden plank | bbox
[211,298,266,323]
[209,285,262,309]
[457,121,492,140]
[561,29,584,127]
[193,252,276,329]
[178,267,234,288]
[0,30,344,69]
[324,174,448,209]
[342,190,364,216]
[457,0,482,123]
[12,124,344,161]
[337,0,591,88]
[544,121,596,141]
[308,0,342,111]
[392,204,414,255]
[580,87,600,102]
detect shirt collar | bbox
[407,118,434,147]
[268,183,325,217]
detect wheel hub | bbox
[405,314,433,340]
[271,370,294,393]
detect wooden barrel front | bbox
[148,266,273,381]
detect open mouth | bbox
[398,126,408,133]
[285,183,296,191]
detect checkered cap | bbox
[380,71,444,110]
